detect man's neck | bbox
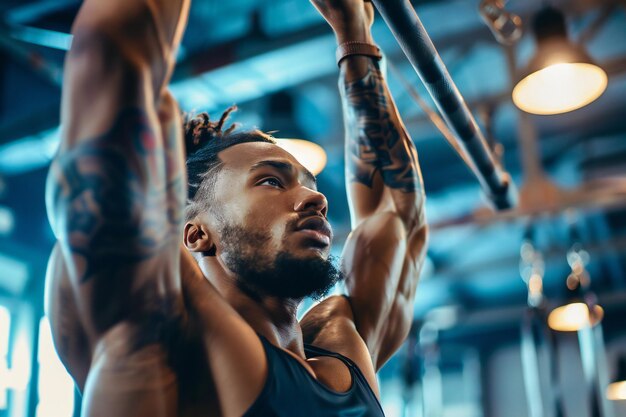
[232,294,305,354]
[199,257,306,357]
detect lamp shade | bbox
[547,302,603,332]
[512,6,607,115]
[274,139,327,176]
[547,244,603,332]
[607,356,626,401]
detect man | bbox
[45,0,427,415]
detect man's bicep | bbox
[341,211,427,369]
[342,213,407,348]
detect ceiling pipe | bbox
[369,0,516,211]
[576,4,617,46]
[0,25,63,87]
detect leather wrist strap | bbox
[336,41,382,67]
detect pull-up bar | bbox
[370,0,516,210]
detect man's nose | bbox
[294,189,328,217]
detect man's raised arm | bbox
[312,0,428,370]
[46,0,189,378]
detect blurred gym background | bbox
[0,0,626,416]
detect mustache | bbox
[290,212,332,233]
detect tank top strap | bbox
[303,344,367,380]
[303,343,383,409]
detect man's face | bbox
[205,142,340,299]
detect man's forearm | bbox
[314,0,424,206]
[339,56,423,196]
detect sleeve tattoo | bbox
[50,108,183,283]
[340,59,421,194]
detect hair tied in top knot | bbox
[183,105,239,156]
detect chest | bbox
[243,342,384,417]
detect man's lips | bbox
[295,216,332,246]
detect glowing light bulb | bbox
[275,139,327,175]
[513,6,608,115]
[512,62,607,115]
[607,381,626,401]
[528,273,543,295]
[547,302,604,332]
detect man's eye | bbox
[258,177,282,188]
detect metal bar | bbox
[4,0,79,25]
[576,4,616,46]
[520,307,567,417]
[386,59,475,169]
[578,325,604,417]
[370,0,515,210]
[0,26,63,87]
[520,309,545,417]
[592,324,615,417]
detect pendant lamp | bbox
[607,356,626,401]
[512,6,607,115]
[547,244,603,332]
[275,139,327,175]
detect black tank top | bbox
[243,335,386,417]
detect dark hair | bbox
[184,106,275,221]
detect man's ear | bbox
[183,222,216,256]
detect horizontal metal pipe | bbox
[370,0,516,210]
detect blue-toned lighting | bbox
[36,317,74,417]
[0,253,28,295]
[0,128,59,175]
[8,331,30,391]
[0,305,10,410]
[6,35,338,174]
[8,25,73,51]
[172,35,336,110]
[0,206,15,236]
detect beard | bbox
[219,224,343,301]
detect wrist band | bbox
[336,41,382,67]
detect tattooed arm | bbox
[310,0,427,371]
[45,0,190,414]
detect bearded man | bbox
[45,0,428,415]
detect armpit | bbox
[300,295,355,345]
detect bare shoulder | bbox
[300,295,379,394]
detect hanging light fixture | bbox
[518,231,568,417]
[607,356,626,401]
[512,6,607,115]
[479,0,523,46]
[547,243,603,332]
[274,139,327,176]
[519,234,545,308]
